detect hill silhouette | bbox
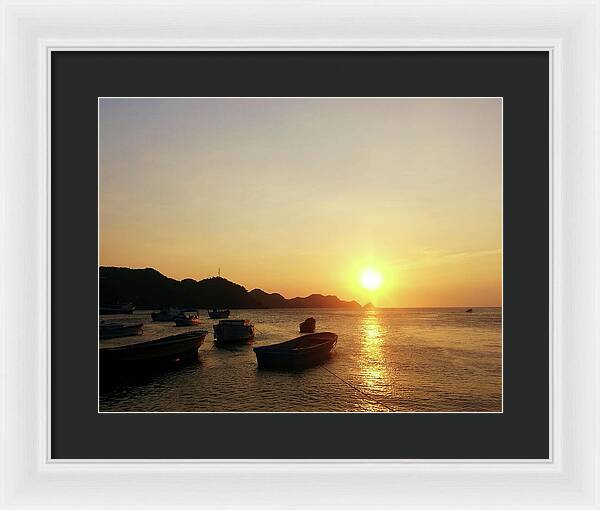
[100,267,362,310]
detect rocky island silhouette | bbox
[100,266,363,310]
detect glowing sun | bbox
[360,268,383,291]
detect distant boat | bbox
[208,308,230,319]
[174,314,202,327]
[100,330,208,365]
[465,308,473,313]
[151,307,182,322]
[99,303,135,315]
[99,321,143,339]
[213,319,254,344]
[254,332,338,370]
[299,317,316,333]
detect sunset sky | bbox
[99,98,501,307]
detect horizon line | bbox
[99,265,502,309]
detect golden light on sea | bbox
[360,313,391,405]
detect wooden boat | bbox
[151,307,181,322]
[173,314,202,327]
[254,332,338,370]
[99,303,135,315]
[208,308,230,319]
[213,319,254,344]
[99,321,143,339]
[299,317,316,333]
[100,330,208,365]
[465,308,473,313]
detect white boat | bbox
[213,319,254,344]
[99,321,143,339]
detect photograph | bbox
[98,97,502,413]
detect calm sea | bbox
[99,307,502,413]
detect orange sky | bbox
[99,98,502,307]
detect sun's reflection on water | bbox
[360,312,390,394]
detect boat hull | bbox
[254,332,337,370]
[99,323,143,339]
[99,303,135,315]
[208,310,230,319]
[174,317,202,327]
[151,311,180,322]
[100,330,208,366]
[213,321,254,344]
[299,318,316,333]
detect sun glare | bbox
[360,268,383,291]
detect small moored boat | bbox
[99,321,143,339]
[208,308,230,319]
[151,307,182,322]
[299,317,316,333]
[213,319,254,344]
[173,314,202,327]
[100,330,208,366]
[254,332,338,370]
[465,308,473,313]
[99,303,135,315]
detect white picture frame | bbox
[1,0,598,508]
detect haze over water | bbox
[100,307,501,413]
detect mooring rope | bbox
[199,328,394,411]
[319,365,397,412]
[203,340,216,355]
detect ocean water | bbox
[99,307,502,412]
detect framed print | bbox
[1,1,599,509]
